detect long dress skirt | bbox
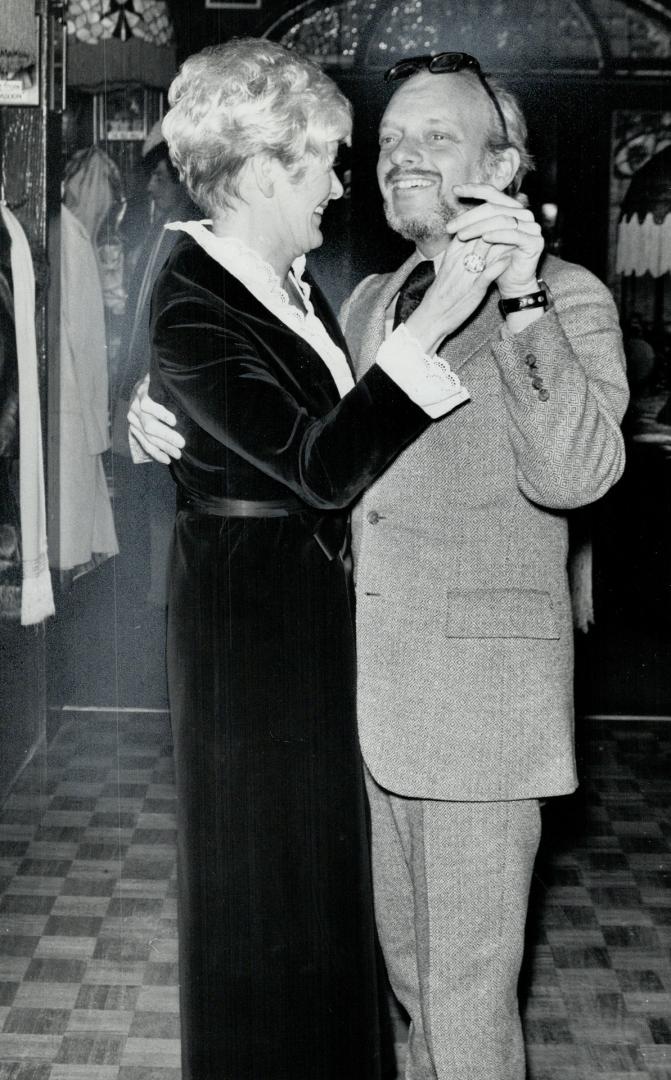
[166,506,388,1080]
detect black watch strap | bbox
[499,284,549,317]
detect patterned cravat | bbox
[393,260,436,328]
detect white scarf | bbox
[1,204,54,624]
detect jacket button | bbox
[525,353,537,367]
[367,510,380,524]
[532,377,544,389]
[538,388,550,401]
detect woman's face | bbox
[274,141,344,260]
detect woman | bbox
[146,39,507,1080]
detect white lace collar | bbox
[165,220,355,399]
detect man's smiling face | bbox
[377,70,495,250]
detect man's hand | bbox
[447,183,544,299]
[127,373,185,465]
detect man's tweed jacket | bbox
[341,252,628,802]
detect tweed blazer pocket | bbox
[444,588,559,639]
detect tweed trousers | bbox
[365,769,542,1080]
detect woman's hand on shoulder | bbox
[127,374,184,464]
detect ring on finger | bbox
[463,252,486,274]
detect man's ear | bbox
[250,153,275,199]
[488,147,520,192]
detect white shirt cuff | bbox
[376,323,470,418]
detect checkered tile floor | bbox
[1,715,671,1079]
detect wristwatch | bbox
[499,280,549,318]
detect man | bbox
[128,55,627,1080]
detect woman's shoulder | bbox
[161,232,216,284]
[155,233,247,309]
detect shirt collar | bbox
[165,219,309,302]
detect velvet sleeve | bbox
[151,268,431,511]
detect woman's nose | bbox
[330,170,344,200]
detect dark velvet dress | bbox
[149,235,430,1080]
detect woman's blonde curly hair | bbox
[162,38,352,215]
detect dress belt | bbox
[178,493,307,518]
[177,491,349,562]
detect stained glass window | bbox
[592,0,671,59]
[280,0,380,65]
[67,0,174,47]
[274,0,671,71]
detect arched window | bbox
[265,0,671,74]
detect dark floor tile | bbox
[0,1065,52,1080]
[121,859,174,881]
[588,886,642,907]
[0,937,39,957]
[24,958,88,983]
[90,812,138,829]
[0,895,55,916]
[128,1011,181,1038]
[142,963,178,986]
[603,924,661,948]
[76,842,128,861]
[118,1070,181,1080]
[2,1007,71,1034]
[620,835,670,854]
[106,899,163,919]
[61,875,117,897]
[49,797,98,812]
[93,937,151,962]
[551,946,612,969]
[141,801,174,815]
[523,1017,574,1044]
[0,843,30,859]
[75,984,141,1011]
[131,830,177,846]
[616,968,666,992]
[54,1032,126,1065]
[16,860,72,878]
[33,827,85,844]
[650,1017,671,1044]
[543,905,599,930]
[587,852,631,873]
[0,983,19,1006]
[43,915,104,938]
[651,907,671,926]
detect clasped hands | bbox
[404,182,545,355]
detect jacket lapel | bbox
[356,253,422,377]
[437,288,502,374]
[356,251,503,379]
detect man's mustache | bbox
[383,166,441,186]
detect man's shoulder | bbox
[340,267,397,331]
[348,269,392,303]
[539,253,614,303]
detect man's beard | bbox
[382,192,458,243]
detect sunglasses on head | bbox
[384,52,509,143]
